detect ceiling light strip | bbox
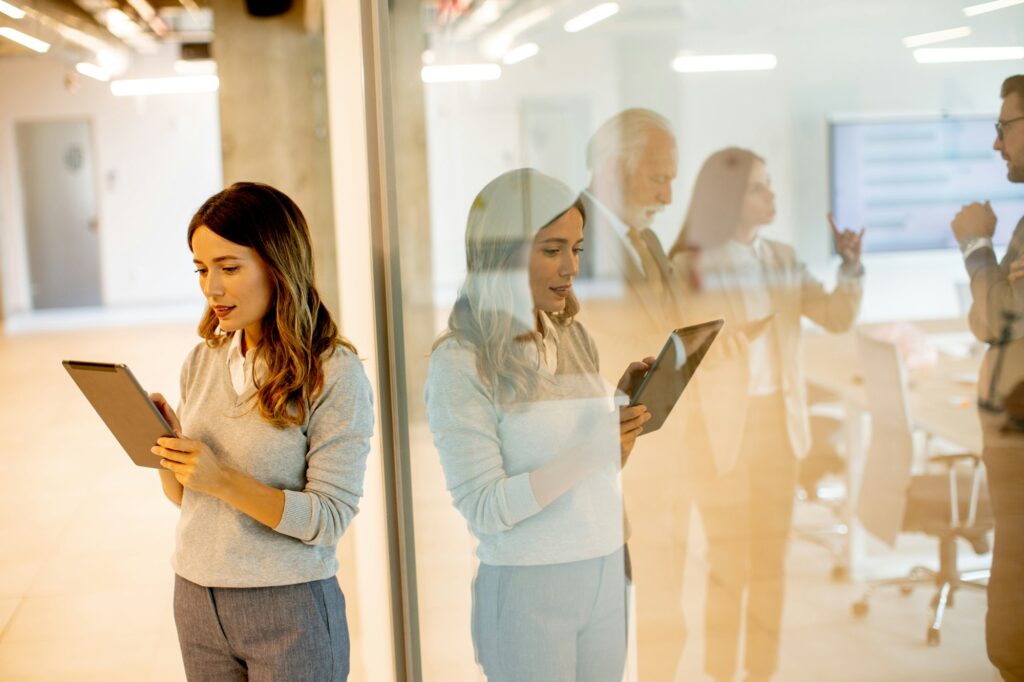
[902,26,971,48]
[962,0,1024,16]
[0,27,50,53]
[0,1,26,20]
[564,3,619,33]
[672,53,777,73]
[914,46,1024,62]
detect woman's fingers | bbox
[152,443,196,463]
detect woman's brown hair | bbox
[668,147,763,259]
[188,182,356,428]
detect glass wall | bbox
[375,1,1024,680]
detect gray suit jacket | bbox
[966,215,1024,447]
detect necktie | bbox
[626,227,666,300]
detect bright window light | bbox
[564,3,619,33]
[503,43,539,65]
[421,64,501,83]
[0,27,50,53]
[0,1,26,20]
[672,53,777,73]
[76,63,110,82]
[962,0,1024,16]
[913,46,1024,63]
[902,26,971,48]
[110,75,220,96]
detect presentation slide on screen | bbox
[831,116,1024,253]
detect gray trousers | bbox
[173,574,349,681]
[471,548,628,682]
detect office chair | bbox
[851,332,992,646]
[793,412,850,580]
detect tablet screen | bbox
[628,319,723,433]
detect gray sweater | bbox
[172,340,374,587]
[425,318,624,566]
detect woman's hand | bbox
[153,437,230,497]
[616,357,656,466]
[829,212,865,266]
[149,392,182,436]
[619,404,651,466]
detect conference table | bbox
[801,318,985,577]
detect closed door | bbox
[16,119,102,309]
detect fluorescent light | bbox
[962,0,1024,16]
[421,64,501,83]
[110,75,219,96]
[104,8,142,38]
[503,43,539,65]
[902,26,971,48]
[0,27,50,53]
[672,53,777,73]
[564,3,619,33]
[75,63,110,82]
[914,46,1024,63]
[0,1,26,20]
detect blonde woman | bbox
[425,169,652,681]
[668,148,864,682]
[149,182,373,681]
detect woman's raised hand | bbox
[828,212,865,266]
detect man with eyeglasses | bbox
[951,73,1024,682]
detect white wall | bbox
[421,0,1024,322]
[0,51,222,318]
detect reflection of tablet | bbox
[627,319,724,434]
[63,361,174,469]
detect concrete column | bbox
[210,0,338,314]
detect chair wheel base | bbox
[831,565,849,582]
[852,600,869,617]
[926,627,940,646]
[899,585,914,596]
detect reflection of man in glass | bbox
[425,169,652,681]
[951,74,1024,682]
[576,109,691,681]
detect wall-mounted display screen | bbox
[831,116,1024,253]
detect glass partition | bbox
[374,1,1024,680]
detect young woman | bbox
[149,182,373,681]
[425,168,653,681]
[667,148,864,682]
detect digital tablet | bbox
[627,319,724,433]
[63,361,174,469]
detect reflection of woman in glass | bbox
[425,169,652,681]
[150,182,374,681]
[667,148,864,682]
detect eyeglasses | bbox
[995,115,1024,141]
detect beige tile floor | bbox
[0,320,1002,681]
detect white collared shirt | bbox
[523,312,560,375]
[582,190,645,272]
[226,331,254,396]
[705,237,780,396]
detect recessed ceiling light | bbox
[564,3,619,33]
[0,27,50,53]
[503,43,539,65]
[0,1,26,20]
[962,0,1024,16]
[902,26,971,48]
[914,46,1024,63]
[420,64,502,83]
[672,53,777,73]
